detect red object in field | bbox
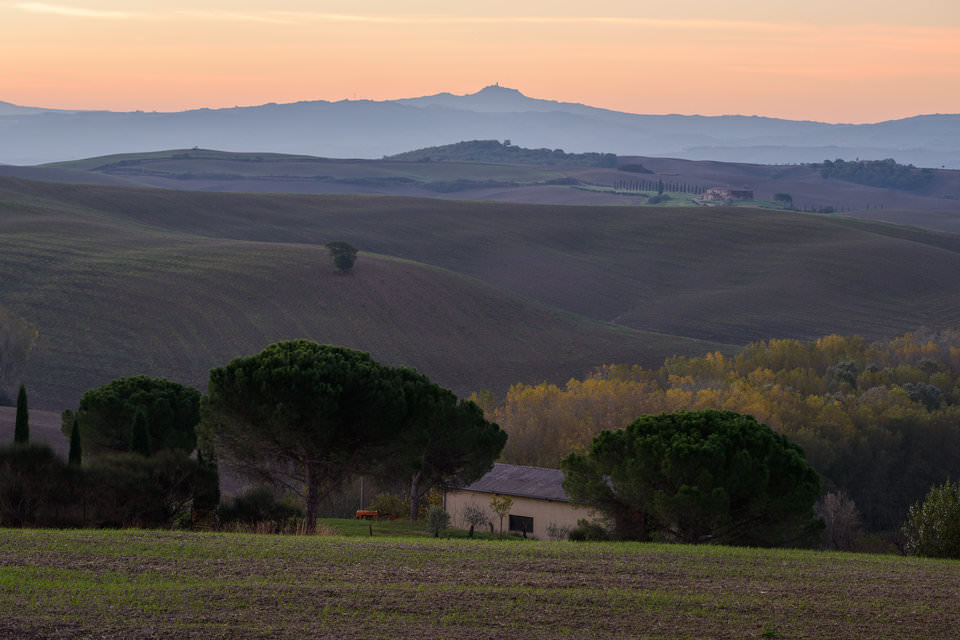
[355,510,398,520]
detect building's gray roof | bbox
[458,463,570,502]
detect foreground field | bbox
[1,529,957,639]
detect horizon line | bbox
[3,86,956,126]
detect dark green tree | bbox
[773,193,793,208]
[66,376,200,456]
[68,416,82,466]
[326,241,358,274]
[205,341,410,532]
[561,410,821,547]
[129,409,151,457]
[903,479,960,559]
[14,384,28,444]
[389,368,507,520]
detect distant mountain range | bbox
[1,85,959,168]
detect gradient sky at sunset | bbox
[2,0,958,123]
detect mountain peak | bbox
[473,84,525,97]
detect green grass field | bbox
[1,527,957,639]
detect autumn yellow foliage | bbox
[481,331,960,531]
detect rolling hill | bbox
[0,176,724,410]
[7,148,957,224]
[4,176,960,411]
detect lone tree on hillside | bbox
[14,384,28,444]
[562,409,822,547]
[326,241,358,274]
[65,376,201,457]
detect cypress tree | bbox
[68,416,82,466]
[14,383,28,444]
[130,409,151,457]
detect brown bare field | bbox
[0,528,957,639]
[6,175,960,411]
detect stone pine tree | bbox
[68,376,200,456]
[387,367,507,521]
[14,383,28,444]
[562,410,821,546]
[205,341,410,533]
[129,409,152,457]
[68,416,82,466]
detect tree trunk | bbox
[305,463,321,534]
[408,470,423,521]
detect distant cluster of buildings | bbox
[699,187,754,202]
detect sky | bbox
[2,0,959,123]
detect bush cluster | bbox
[0,444,216,528]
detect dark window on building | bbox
[509,515,533,533]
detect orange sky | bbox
[2,1,959,122]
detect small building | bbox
[701,187,754,202]
[444,463,597,540]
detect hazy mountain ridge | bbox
[2,86,958,167]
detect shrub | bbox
[0,443,76,527]
[427,505,450,537]
[646,193,670,205]
[218,486,303,527]
[368,492,408,518]
[902,479,960,559]
[568,519,609,542]
[546,521,571,541]
[84,450,201,528]
[462,504,488,537]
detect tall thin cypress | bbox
[68,416,82,466]
[14,383,28,444]
[130,409,151,457]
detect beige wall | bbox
[445,489,597,541]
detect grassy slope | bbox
[1,528,958,639]
[8,176,960,343]
[0,178,719,410]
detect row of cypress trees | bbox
[3,382,217,528]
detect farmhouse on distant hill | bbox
[701,187,754,202]
[445,463,596,540]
